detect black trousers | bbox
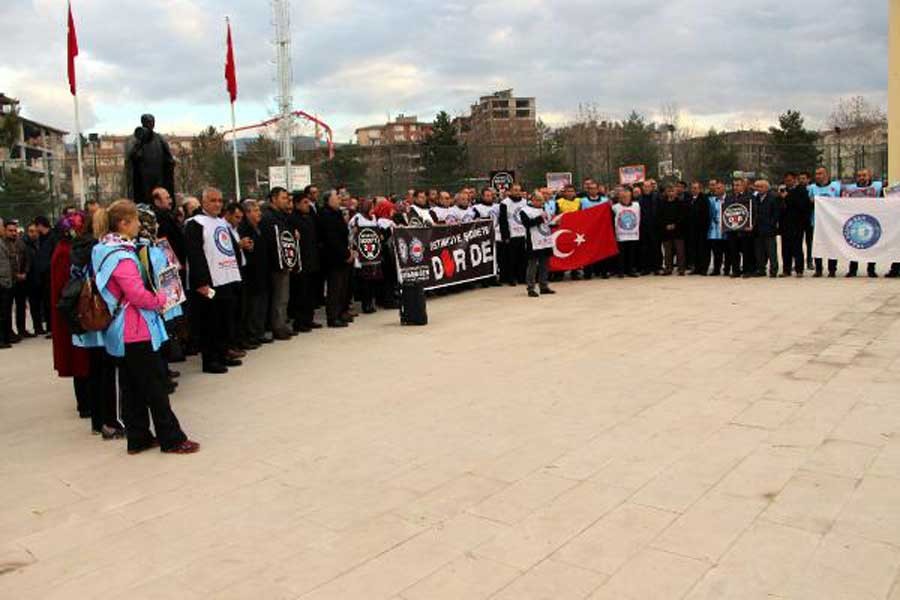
[781,232,805,274]
[848,261,877,276]
[27,281,46,333]
[73,376,91,416]
[727,235,755,275]
[119,342,186,452]
[617,240,640,274]
[696,239,723,275]
[290,271,319,326]
[640,234,661,273]
[12,281,28,335]
[804,223,814,265]
[326,265,351,323]
[0,286,11,344]
[87,348,120,432]
[190,284,236,368]
[502,238,526,284]
[815,258,838,275]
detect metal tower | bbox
[272,0,294,190]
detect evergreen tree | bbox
[616,111,659,178]
[521,121,571,190]
[696,129,739,182]
[420,111,467,189]
[0,166,52,223]
[321,146,366,193]
[769,110,820,177]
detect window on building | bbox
[516,110,532,119]
[493,110,510,119]
[515,99,530,108]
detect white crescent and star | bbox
[551,229,587,259]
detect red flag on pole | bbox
[67,2,79,96]
[549,204,620,272]
[225,21,237,103]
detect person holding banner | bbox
[780,172,811,277]
[613,187,641,277]
[260,187,298,340]
[469,187,502,286]
[499,184,528,286]
[349,199,384,315]
[808,167,842,278]
[408,190,435,227]
[519,190,556,298]
[724,179,756,278]
[842,169,882,278]
[579,180,613,279]
[686,182,709,275]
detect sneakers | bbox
[527,289,540,298]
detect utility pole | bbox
[890,0,899,184]
[272,0,294,191]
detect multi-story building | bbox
[0,93,70,203]
[71,133,197,202]
[453,89,538,175]
[817,124,888,181]
[355,114,433,146]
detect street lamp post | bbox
[834,127,842,181]
[88,133,100,202]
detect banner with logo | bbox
[546,172,573,192]
[721,197,754,233]
[813,196,900,264]
[355,226,383,268]
[275,225,300,272]
[393,220,497,290]
[619,165,646,185]
[490,170,515,195]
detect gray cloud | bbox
[0,0,888,140]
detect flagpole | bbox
[230,100,241,202]
[73,93,85,209]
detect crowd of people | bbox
[0,164,894,455]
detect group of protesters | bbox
[0,163,894,455]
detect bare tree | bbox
[828,96,887,130]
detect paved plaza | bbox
[2,277,900,599]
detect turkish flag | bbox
[67,2,78,96]
[549,204,619,272]
[225,21,238,103]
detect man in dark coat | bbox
[752,180,781,277]
[237,200,270,345]
[685,181,709,275]
[318,190,353,328]
[724,179,757,278]
[779,172,812,277]
[127,114,175,205]
[259,187,297,340]
[151,187,186,266]
[32,216,55,335]
[288,193,322,332]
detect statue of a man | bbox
[127,114,175,204]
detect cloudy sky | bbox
[0,0,889,141]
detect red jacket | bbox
[50,239,89,378]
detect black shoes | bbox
[527,289,540,298]
[203,363,229,374]
[328,320,349,328]
[540,287,556,295]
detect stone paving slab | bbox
[1,276,900,599]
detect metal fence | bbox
[0,141,891,222]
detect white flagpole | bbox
[230,101,241,202]
[73,93,85,209]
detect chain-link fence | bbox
[0,140,890,222]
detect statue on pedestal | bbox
[126,114,175,204]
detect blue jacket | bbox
[92,241,168,358]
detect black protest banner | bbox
[393,220,497,290]
[355,226,383,268]
[722,197,754,233]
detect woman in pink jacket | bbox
[92,200,199,455]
